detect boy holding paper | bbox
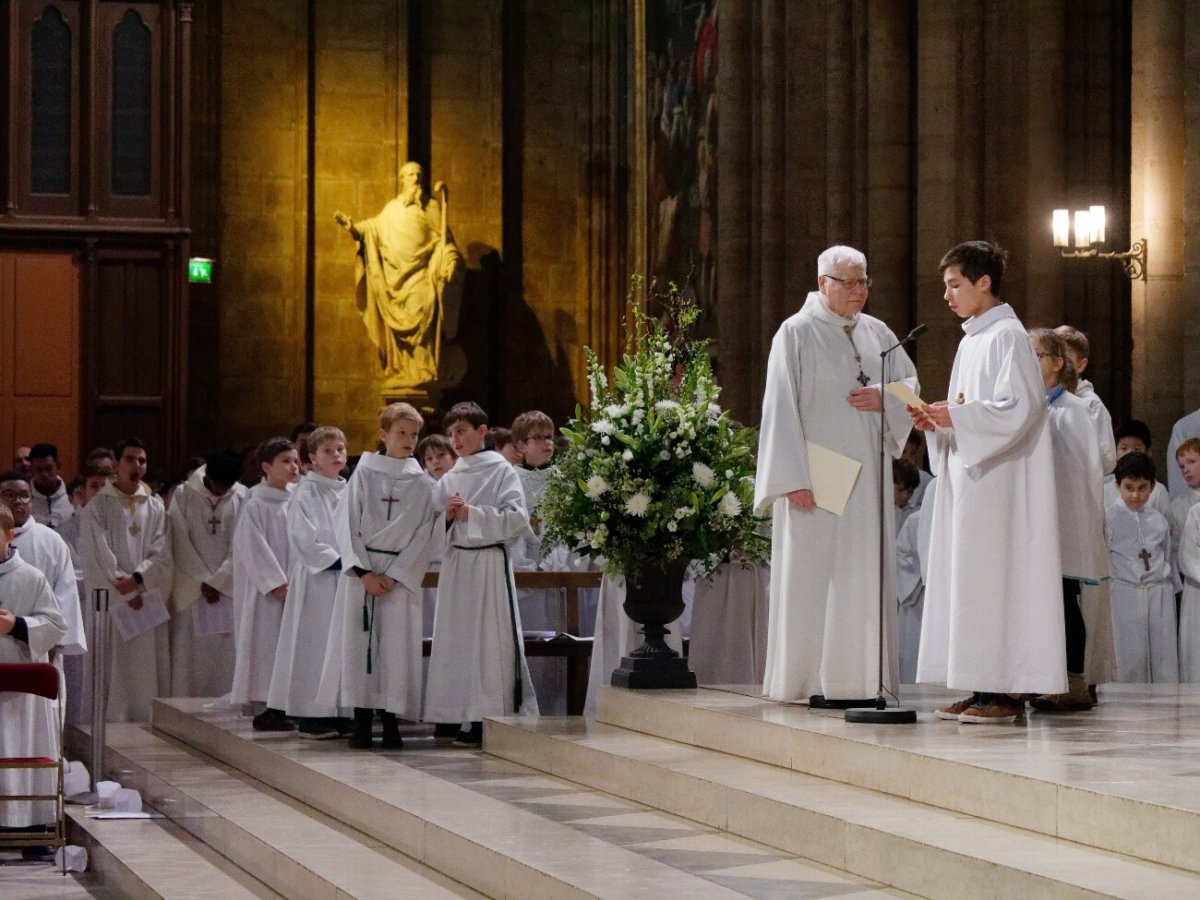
[80,437,174,722]
[754,245,919,707]
[911,241,1066,724]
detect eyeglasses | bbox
[1034,351,1060,360]
[0,490,32,503]
[527,434,555,442]
[822,274,872,290]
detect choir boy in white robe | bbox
[0,503,67,845]
[754,245,918,707]
[167,451,246,698]
[1106,452,1178,682]
[424,402,538,746]
[267,427,348,739]
[1167,408,1200,497]
[317,404,439,749]
[1168,439,1200,562]
[28,443,74,531]
[1054,326,1117,476]
[912,241,1066,724]
[58,464,111,572]
[895,479,934,683]
[1178,502,1200,680]
[230,438,299,730]
[1,473,86,703]
[1026,330,1111,712]
[1103,421,1172,524]
[901,430,935,509]
[416,434,455,637]
[79,437,173,722]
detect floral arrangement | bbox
[540,279,769,580]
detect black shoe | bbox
[21,845,55,861]
[252,708,295,731]
[808,695,876,710]
[330,716,355,737]
[297,718,340,740]
[453,722,483,747]
[433,723,460,739]
[348,708,374,749]
[380,712,403,750]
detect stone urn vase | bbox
[610,556,697,689]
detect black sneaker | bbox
[380,712,403,750]
[21,845,55,861]
[252,708,295,731]
[433,723,460,739]
[297,718,340,740]
[348,709,374,749]
[453,722,483,747]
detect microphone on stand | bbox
[846,323,927,725]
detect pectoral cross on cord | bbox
[1139,547,1152,572]
[1134,513,1152,572]
[204,498,222,535]
[843,324,871,387]
[382,495,400,520]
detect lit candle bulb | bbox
[1052,210,1070,248]
[1074,210,1091,248]
[1089,205,1106,245]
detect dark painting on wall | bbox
[644,0,717,337]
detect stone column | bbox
[1130,0,1185,453]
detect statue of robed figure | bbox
[334,162,465,401]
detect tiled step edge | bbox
[67,807,278,900]
[151,698,757,900]
[595,686,1200,874]
[100,723,483,900]
[486,716,1200,900]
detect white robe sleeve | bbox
[461,469,529,547]
[947,330,1046,470]
[288,488,341,573]
[169,492,218,585]
[753,326,811,513]
[1181,504,1200,585]
[135,499,174,595]
[333,472,370,574]
[80,499,127,589]
[44,535,86,655]
[234,508,288,595]
[12,572,67,659]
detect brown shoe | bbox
[1030,674,1094,712]
[935,695,977,720]
[958,699,1023,724]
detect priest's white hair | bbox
[817,245,867,276]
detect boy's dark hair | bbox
[415,434,454,468]
[83,462,111,480]
[66,474,84,494]
[511,410,554,445]
[892,458,920,492]
[289,421,317,442]
[444,401,488,431]
[256,436,295,467]
[86,446,115,465]
[206,449,244,487]
[1055,325,1089,360]
[29,443,58,462]
[1114,450,1156,485]
[115,436,146,458]
[486,427,513,450]
[0,470,29,485]
[1115,419,1153,449]
[938,241,1009,297]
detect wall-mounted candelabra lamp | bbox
[1052,205,1147,281]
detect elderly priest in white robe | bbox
[754,245,919,707]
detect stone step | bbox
[595,685,1200,874]
[98,722,483,900]
[485,714,1200,900]
[67,806,278,900]
[151,697,904,899]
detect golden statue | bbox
[335,162,465,397]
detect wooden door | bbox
[0,251,82,476]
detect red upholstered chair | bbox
[0,662,66,870]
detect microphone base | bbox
[844,706,918,725]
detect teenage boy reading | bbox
[423,402,538,746]
[317,403,440,749]
[268,427,348,740]
[231,437,299,731]
[911,241,1066,724]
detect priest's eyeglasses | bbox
[0,488,32,504]
[823,274,872,290]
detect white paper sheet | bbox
[804,441,862,516]
[886,381,951,433]
[109,589,170,642]
[192,594,235,637]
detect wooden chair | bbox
[0,662,66,871]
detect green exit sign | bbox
[188,257,214,283]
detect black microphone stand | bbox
[846,324,926,725]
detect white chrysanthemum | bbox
[624,491,651,517]
[659,450,670,460]
[673,506,692,520]
[692,462,716,487]
[591,419,615,435]
[718,490,743,518]
[622,449,634,461]
[605,403,629,418]
[666,520,678,532]
[707,402,722,419]
[654,399,680,413]
[584,475,608,499]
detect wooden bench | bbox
[421,570,602,715]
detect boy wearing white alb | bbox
[317,403,440,749]
[1107,451,1177,683]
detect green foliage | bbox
[540,277,769,579]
